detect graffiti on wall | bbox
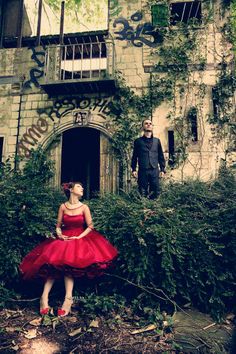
[17,97,120,158]
[17,117,49,158]
[37,96,120,122]
[23,47,46,89]
[113,11,163,47]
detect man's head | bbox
[142,119,153,133]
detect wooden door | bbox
[100,133,119,194]
[46,134,62,188]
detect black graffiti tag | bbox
[19,97,122,158]
[17,117,49,158]
[23,47,46,89]
[113,12,163,48]
[37,97,121,122]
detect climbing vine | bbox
[150,19,207,168]
[45,0,82,10]
[108,75,151,165]
[208,67,236,141]
[208,0,236,154]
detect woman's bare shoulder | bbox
[82,203,90,211]
[59,203,66,211]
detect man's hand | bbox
[159,171,165,178]
[132,171,138,179]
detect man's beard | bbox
[144,129,152,132]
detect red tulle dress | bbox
[20,213,118,280]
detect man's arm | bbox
[158,139,166,172]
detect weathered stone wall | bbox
[0,44,115,156]
[0,0,234,187]
[108,0,235,181]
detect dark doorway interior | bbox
[61,128,100,199]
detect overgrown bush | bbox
[89,168,236,320]
[0,150,64,304]
[0,151,235,320]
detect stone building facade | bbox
[0,0,235,197]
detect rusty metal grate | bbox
[44,40,114,83]
[170,1,202,25]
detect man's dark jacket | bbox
[131,136,165,172]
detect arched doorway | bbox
[45,124,120,197]
[61,127,100,199]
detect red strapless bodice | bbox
[62,213,85,236]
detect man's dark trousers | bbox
[138,168,159,199]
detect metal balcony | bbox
[41,40,116,96]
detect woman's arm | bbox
[56,204,68,240]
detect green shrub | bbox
[0,150,235,320]
[89,169,236,320]
[79,293,126,315]
[0,149,64,292]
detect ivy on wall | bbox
[231,0,236,50]
[208,68,236,136]
[109,75,151,166]
[208,0,236,154]
[111,0,235,174]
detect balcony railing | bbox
[44,40,115,84]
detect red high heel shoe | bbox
[40,297,50,316]
[57,297,73,317]
[40,307,50,315]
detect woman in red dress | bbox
[20,182,118,317]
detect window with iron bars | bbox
[151,1,202,27]
[60,41,107,80]
[170,1,202,25]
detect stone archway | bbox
[42,122,119,197]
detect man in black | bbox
[131,119,165,198]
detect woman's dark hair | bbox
[61,181,83,199]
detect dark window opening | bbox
[168,131,175,166]
[1,0,31,38]
[187,107,198,142]
[151,4,169,27]
[212,87,219,119]
[2,0,20,38]
[170,1,202,25]
[61,128,100,199]
[0,137,3,162]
